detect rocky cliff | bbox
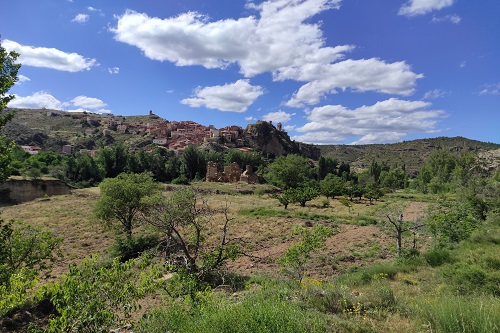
[244,121,320,160]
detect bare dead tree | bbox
[139,189,239,282]
[386,213,425,257]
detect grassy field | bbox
[1,182,499,332]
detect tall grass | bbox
[137,292,329,333]
[418,295,500,333]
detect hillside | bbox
[2,108,499,173]
[1,108,320,159]
[320,137,500,174]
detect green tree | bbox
[181,145,206,180]
[224,149,263,172]
[318,156,338,180]
[265,154,312,189]
[380,166,408,190]
[412,150,459,193]
[369,160,383,184]
[288,184,320,207]
[363,183,384,203]
[271,190,295,209]
[96,142,130,179]
[1,39,21,183]
[64,152,103,187]
[320,173,345,199]
[94,172,161,238]
[427,200,482,247]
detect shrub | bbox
[254,186,266,196]
[338,264,401,286]
[278,225,335,283]
[171,175,190,185]
[0,269,38,317]
[109,233,160,262]
[424,248,453,267]
[42,255,140,333]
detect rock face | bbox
[244,121,320,160]
[0,179,73,204]
[478,148,500,173]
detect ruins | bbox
[206,161,258,184]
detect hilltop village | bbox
[21,110,288,157]
[86,110,259,155]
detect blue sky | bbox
[1,0,499,144]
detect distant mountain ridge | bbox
[320,137,500,174]
[2,108,499,173]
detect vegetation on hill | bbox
[320,136,500,174]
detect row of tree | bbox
[8,143,267,187]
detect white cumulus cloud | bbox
[8,91,66,110]
[286,58,423,107]
[8,92,111,113]
[3,40,97,72]
[110,0,348,77]
[293,98,445,144]
[399,0,455,17]
[262,111,295,123]
[111,1,421,108]
[16,75,31,84]
[70,96,107,109]
[72,13,89,23]
[181,79,264,112]
[108,67,120,74]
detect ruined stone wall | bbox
[0,179,73,204]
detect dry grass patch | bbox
[0,190,112,280]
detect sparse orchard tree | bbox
[271,189,295,209]
[290,184,320,207]
[94,172,162,239]
[277,224,335,284]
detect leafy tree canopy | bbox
[94,172,162,238]
[265,154,313,189]
[1,39,21,183]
